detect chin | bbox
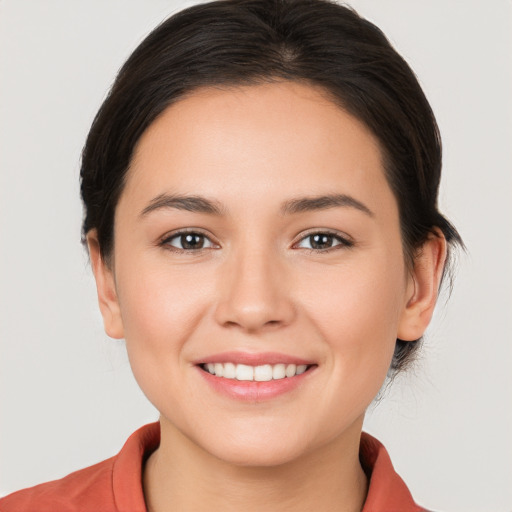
[195,423,315,468]
[210,441,306,468]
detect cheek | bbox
[117,248,215,332]
[113,257,213,393]
[299,250,406,385]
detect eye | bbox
[295,232,353,251]
[162,231,216,251]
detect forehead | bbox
[122,81,395,217]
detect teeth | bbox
[296,365,307,375]
[203,362,310,381]
[285,364,296,378]
[223,362,236,379]
[254,364,272,382]
[236,364,254,381]
[214,363,224,377]
[272,364,286,379]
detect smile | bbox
[195,352,317,401]
[201,362,309,381]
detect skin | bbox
[88,82,446,512]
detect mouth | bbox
[194,352,317,401]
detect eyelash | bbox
[159,229,217,253]
[159,229,354,253]
[293,230,354,253]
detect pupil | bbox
[311,234,332,249]
[181,233,203,249]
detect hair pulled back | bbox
[80,0,463,373]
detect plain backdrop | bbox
[0,1,511,511]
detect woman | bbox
[0,0,463,510]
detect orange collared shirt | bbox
[0,423,428,511]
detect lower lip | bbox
[196,366,315,402]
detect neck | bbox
[143,417,368,512]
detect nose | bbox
[214,246,296,333]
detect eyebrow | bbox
[139,193,225,218]
[281,194,374,217]
[139,192,374,218]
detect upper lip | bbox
[193,351,315,366]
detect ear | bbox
[86,230,124,339]
[397,229,447,341]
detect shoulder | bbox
[0,423,160,512]
[0,457,116,512]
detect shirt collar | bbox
[360,432,423,511]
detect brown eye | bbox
[296,232,353,251]
[309,234,335,250]
[165,232,215,250]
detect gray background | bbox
[1,1,511,510]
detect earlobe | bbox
[86,231,124,339]
[397,229,447,342]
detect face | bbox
[91,82,437,467]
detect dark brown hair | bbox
[80,0,463,372]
